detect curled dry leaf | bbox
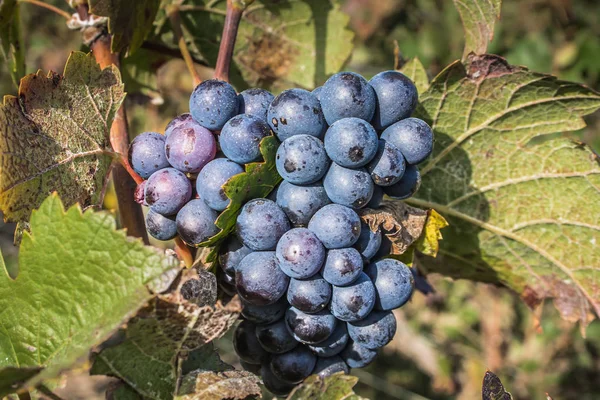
[482,371,513,400]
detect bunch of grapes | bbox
[129,69,433,395]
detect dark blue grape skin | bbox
[145,168,192,216]
[320,71,377,125]
[275,180,331,226]
[196,158,244,211]
[270,345,317,384]
[364,259,414,310]
[354,222,382,261]
[285,307,337,345]
[241,296,288,325]
[347,310,397,350]
[240,361,262,375]
[146,209,177,241]
[165,119,217,173]
[189,79,239,130]
[330,272,376,322]
[267,89,326,141]
[324,118,379,168]
[324,163,374,209]
[367,140,406,186]
[287,274,332,314]
[219,271,236,296]
[321,248,363,287]
[382,163,421,200]
[255,319,298,354]
[233,320,269,364]
[380,117,434,165]
[261,363,296,396]
[307,323,349,357]
[276,228,326,279]
[312,86,323,101]
[128,132,170,179]
[218,237,252,275]
[313,356,350,378]
[164,113,192,138]
[369,70,419,130]
[235,251,290,306]
[237,199,291,251]
[238,88,274,121]
[276,135,329,185]
[308,204,361,249]
[367,185,383,208]
[373,234,392,261]
[220,114,272,164]
[175,199,219,245]
[340,341,377,368]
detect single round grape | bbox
[267,89,326,141]
[275,180,331,226]
[324,163,374,209]
[366,185,383,208]
[276,228,326,279]
[165,120,216,173]
[353,222,382,261]
[312,356,349,378]
[255,319,298,354]
[308,204,361,249]
[164,113,192,138]
[233,320,269,364]
[347,310,397,349]
[307,323,349,357]
[241,296,288,325]
[276,135,329,185]
[240,361,262,375]
[237,199,291,251]
[285,307,337,345]
[287,274,332,313]
[238,88,274,120]
[220,114,271,164]
[340,341,377,368]
[189,79,239,130]
[320,71,376,125]
[382,163,421,200]
[373,234,392,261]
[146,168,192,216]
[236,251,289,305]
[381,117,434,165]
[330,272,376,322]
[196,158,243,211]
[324,118,378,168]
[312,86,323,101]
[270,345,317,384]
[369,70,419,130]
[175,199,218,245]
[367,140,406,186]
[218,237,252,275]
[364,258,414,310]
[219,271,236,297]
[128,132,170,179]
[146,209,177,241]
[321,248,363,286]
[261,363,295,396]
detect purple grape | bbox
[308,204,361,249]
[276,228,326,279]
[382,163,421,199]
[218,237,252,275]
[347,310,397,349]
[312,86,322,101]
[233,320,269,364]
[270,345,317,384]
[220,114,271,164]
[134,181,147,205]
[145,168,192,215]
[287,274,332,313]
[241,296,288,325]
[353,222,382,261]
[330,272,376,322]
[189,79,239,130]
[238,88,274,121]
[267,89,326,141]
[237,199,291,251]
[285,307,337,345]
[369,70,418,130]
[128,132,170,179]
[307,323,349,357]
[367,140,406,186]
[276,135,329,185]
[364,258,414,310]
[145,209,177,241]
[340,341,377,368]
[196,158,244,211]
[164,113,192,138]
[380,117,434,165]
[312,356,349,378]
[321,248,363,286]
[367,185,383,208]
[320,72,376,125]
[235,251,289,306]
[255,319,298,354]
[175,199,218,245]
[261,363,295,396]
[324,163,374,209]
[219,271,236,296]
[275,180,331,226]
[165,120,216,173]
[324,118,378,168]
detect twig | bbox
[168,6,202,87]
[116,153,144,185]
[19,0,72,20]
[141,41,209,67]
[178,4,227,16]
[36,385,65,400]
[175,237,194,268]
[213,0,246,82]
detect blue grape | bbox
[219,271,236,296]
[307,323,349,357]
[340,341,377,368]
[324,163,374,209]
[321,248,363,286]
[270,345,317,384]
[330,272,376,322]
[238,88,274,120]
[189,79,239,130]
[255,319,298,354]
[128,132,170,179]
[276,135,329,185]
[218,237,252,275]
[364,258,414,310]
[369,70,419,130]
[313,356,349,378]
[373,234,392,261]
[287,274,332,313]
[320,72,376,125]
[308,204,361,249]
[381,117,434,165]
[146,168,192,215]
[236,251,289,306]
[267,89,325,141]
[220,114,271,164]
[164,113,192,138]
[196,158,243,211]
[285,307,337,345]
[241,296,288,325]
[275,180,331,226]
[175,199,218,245]
[261,363,296,396]
[312,86,323,101]
[146,209,177,241]
[324,118,378,168]
[347,310,397,349]
[237,199,291,251]
[353,222,382,261]
[367,185,383,208]
[382,163,421,200]
[233,320,269,364]
[276,228,326,279]
[366,140,406,186]
[165,119,216,173]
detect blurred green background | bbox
[1,0,599,399]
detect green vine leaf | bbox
[482,371,513,400]
[408,54,600,329]
[286,373,367,400]
[0,194,179,395]
[453,0,502,58]
[399,57,429,95]
[0,0,25,89]
[0,51,124,232]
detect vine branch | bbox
[18,0,72,20]
[214,0,249,82]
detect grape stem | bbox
[175,237,195,268]
[168,6,202,87]
[115,153,144,185]
[213,0,246,82]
